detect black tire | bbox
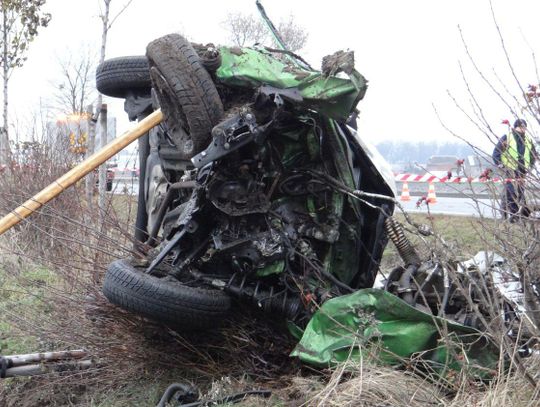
[103,259,231,329]
[96,56,151,98]
[146,34,223,159]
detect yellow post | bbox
[0,109,163,236]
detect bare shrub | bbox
[0,143,302,405]
[435,0,540,343]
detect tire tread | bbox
[103,259,231,329]
[96,56,151,98]
[146,34,223,158]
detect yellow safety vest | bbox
[501,132,533,171]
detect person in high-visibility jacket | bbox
[492,118,537,221]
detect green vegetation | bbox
[0,261,57,355]
[381,213,499,271]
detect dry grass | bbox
[1,153,540,405]
[275,355,540,407]
[302,362,444,407]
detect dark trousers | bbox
[502,179,527,218]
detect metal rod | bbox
[4,360,94,378]
[0,109,163,236]
[5,349,87,367]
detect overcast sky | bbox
[9,0,540,151]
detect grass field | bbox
[0,263,53,355]
[381,212,500,269]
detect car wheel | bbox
[145,152,168,234]
[96,56,151,98]
[146,34,224,159]
[103,259,231,329]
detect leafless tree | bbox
[52,48,97,116]
[85,0,133,208]
[276,15,308,53]
[222,12,308,52]
[223,12,268,47]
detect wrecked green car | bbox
[96,33,516,378]
[96,34,397,329]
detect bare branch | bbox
[107,0,134,30]
[457,61,499,140]
[222,11,308,52]
[488,0,529,112]
[458,25,517,118]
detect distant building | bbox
[426,155,459,175]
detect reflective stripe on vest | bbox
[501,132,533,170]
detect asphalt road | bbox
[397,196,501,218]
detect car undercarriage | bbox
[94,33,535,373]
[97,33,399,329]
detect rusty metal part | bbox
[5,349,87,366]
[384,217,421,266]
[0,109,163,237]
[146,180,196,247]
[3,360,93,378]
[0,349,91,378]
[397,264,419,306]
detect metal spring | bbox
[384,217,421,266]
[225,273,303,320]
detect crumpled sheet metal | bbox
[215,47,367,121]
[291,289,500,379]
[460,251,525,314]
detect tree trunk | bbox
[95,0,111,210]
[98,103,108,217]
[0,8,10,165]
[85,104,96,208]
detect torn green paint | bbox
[216,47,367,121]
[291,289,500,379]
[256,260,284,277]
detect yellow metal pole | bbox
[0,109,163,236]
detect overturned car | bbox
[91,31,540,377]
[96,34,397,329]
